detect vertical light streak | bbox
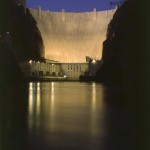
[28,82,33,129]
[29,82,33,115]
[35,82,41,129]
[51,82,55,109]
[92,82,96,110]
[49,82,55,130]
[36,82,41,116]
[90,82,98,136]
[37,82,40,89]
[28,82,41,130]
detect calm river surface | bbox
[28,82,106,150]
[1,82,137,150]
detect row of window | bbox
[66,65,87,72]
[31,63,60,72]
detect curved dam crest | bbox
[29,8,116,62]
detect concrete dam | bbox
[29,8,116,63]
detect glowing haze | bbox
[30,8,116,62]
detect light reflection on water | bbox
[28,82,106,149]
[28,82,41,131]
[27,82,137,150]
[0,81,137,150]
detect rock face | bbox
[0,1,45,62]
[29,8,116,62]
[0,0,44,85]
[0,43,24,86]
[95,0,146,87]
[11,5,45,61]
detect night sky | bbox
[26,0,123,12]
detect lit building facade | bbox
[19,61,88,80]
[20,61,61,76]
[61,63,88,79]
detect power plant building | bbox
[19,61,88,80]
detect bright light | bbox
[52,64,54,66]
[64,75,67,78]
[51,82,54,92]
[92,60,96,63]
[29,60,32,64]
[29,82,33,90]
[37,82,40,90]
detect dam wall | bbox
[29,8,116,62]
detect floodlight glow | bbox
[92,60,96,63]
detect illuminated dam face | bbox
[29,8,116,63]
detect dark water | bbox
[0,82,137,150]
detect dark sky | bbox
[26,0,123,12]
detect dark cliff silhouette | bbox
[95,1,149,148]
[0,1,23,86]
[0,2,29,150]
[95,0,148,88]
[0,43,28,150]
[11,5,45,61]
[0,0,45,62]
[0,0,45,84]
